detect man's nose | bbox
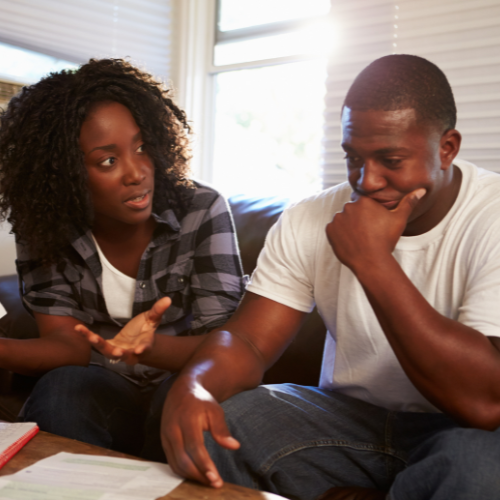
[357,161,386,193]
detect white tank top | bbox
[91,234,136,320]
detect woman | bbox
[0,59,245,459]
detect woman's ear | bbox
[439,129,462,171]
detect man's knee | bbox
[394,427,500,499]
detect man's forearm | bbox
[353,254,500,429]
[174,329,266,403]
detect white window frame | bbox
[172,0,330,184]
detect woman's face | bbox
[79,101,155,230]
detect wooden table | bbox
[0,430,285,500]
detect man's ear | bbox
[439,129,462,171]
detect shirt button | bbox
[178,277,185,283]
[140,282,146,289]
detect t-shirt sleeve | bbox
[16,241,93,324]
[458,221,500,338]
[247,206,315,313]
[189,193,247,334]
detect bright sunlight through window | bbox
[212,60,326,200]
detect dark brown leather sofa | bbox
[0,196,327,421]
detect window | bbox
[210,0,332,200]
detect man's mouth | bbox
[377,199,400,210]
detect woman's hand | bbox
[75,297,171,365]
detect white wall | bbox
[0,222,16,277]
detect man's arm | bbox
[0,313,91,376]
[161,292,306,488]
[327,191,500,430]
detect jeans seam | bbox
[259,439,407,475]
[385,411,404,479]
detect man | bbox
[161,55,500,500]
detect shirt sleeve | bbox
[16,241,94,324]
[247,205,315,313]
[458,219,500,338]
[189,194,247,334]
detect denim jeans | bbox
[22,365,173,461]
[205,384,500,500]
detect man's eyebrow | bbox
[373,147,410,155]
[341,144,410,155]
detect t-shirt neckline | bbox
[396,159,475,251]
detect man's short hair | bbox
[343,54,457,131]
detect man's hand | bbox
[326,188,426,271]
[75,297,171,365]
[161,376,240,488]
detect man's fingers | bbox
[164,424,216,486]
[183,427,224,488]
[209,413,240,451]
[147,297,172,324]
[393,188,426,219]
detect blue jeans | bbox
[22,365,173,461]
[205,384,500,500]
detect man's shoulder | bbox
[284,182,352,222]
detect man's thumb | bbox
[394,188,426,218]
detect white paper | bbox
[0,452,183,500]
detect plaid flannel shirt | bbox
[16,182,247,386]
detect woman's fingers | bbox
[75,325,123,358]
[146,297,172,325]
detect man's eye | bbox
[100,157,116,167]
[344,154,360,165]
[384,158,401,168]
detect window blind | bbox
[323,0,500,188]
[0,0,173,81]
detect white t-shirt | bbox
[248,159,500,412]
[92,235,136,321]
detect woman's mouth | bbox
[124,192,150,210]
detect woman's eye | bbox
[137,144,146,153]
[100,157,116,167]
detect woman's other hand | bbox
[75,297,171,365]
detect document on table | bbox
[0,452,183,500]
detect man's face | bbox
[341,107,456,235]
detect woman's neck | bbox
[92,216,157,279]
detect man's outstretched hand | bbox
[161,376,240,488]
[75,296,172,365]
[326,188,426,271]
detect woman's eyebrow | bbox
[89,143,116,153]
[88,133,142,154]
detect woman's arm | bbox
[0,313,91,376]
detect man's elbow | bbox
[458,402,500,431]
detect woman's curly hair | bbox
[0,58,193,265]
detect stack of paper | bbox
[0,452,183,500]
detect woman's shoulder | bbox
[187,180,228,212]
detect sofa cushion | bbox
[229,195,289,275]
[0,274,39,340]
